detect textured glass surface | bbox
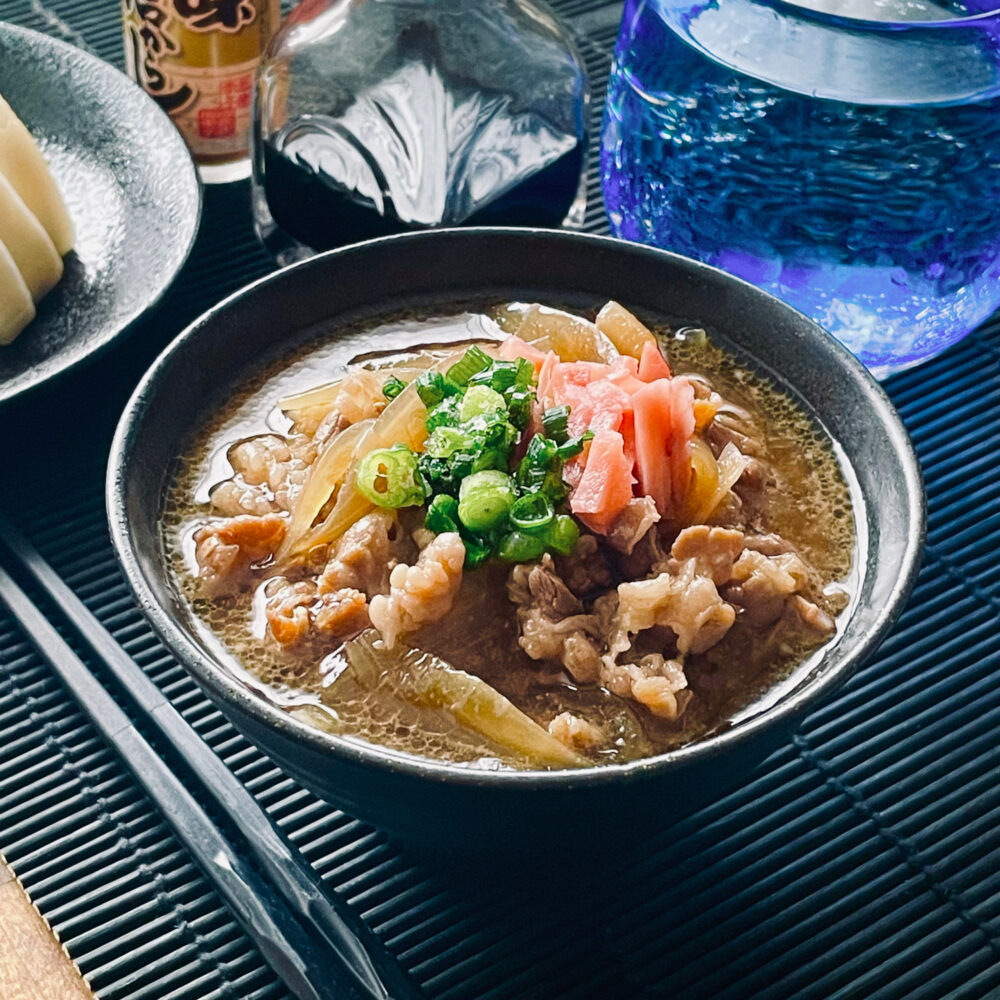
[253,0,588,264]
[601,0,1000,376]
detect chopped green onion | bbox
[425,494,460,534]
[425,425,477,459]
[480,416,517,452]
[424,396,462,431]
[446,346,492,386]
[513,358,535,389]
[356,445,425,509]
[557,430,594,460]
[492,361,520,391]
[415,370,447,407]
[504,388,534,430]
[470,448,510,474]
[418,453,469,497]
[542,405,570,443]
[408,339,554,568]
[497,530,547,564]
[545,515,580,556]
[460,385,506,421]
[382,375,406,400]
[461,534,493,569]
[515,434,573,503]
[524,433,559,470]
[457,470,515,532]
[516,436,558,490]
[467,360,519,392]
[416,371,460,407]
[509,492,555,534]
[542,471,570,506]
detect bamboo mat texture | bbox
[0,2,999,999]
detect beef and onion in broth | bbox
[165,302,854,769]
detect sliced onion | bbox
[278,418,373,560]
[681,437,719,524]
[595,300,657,359]
[278,378,343,415]
[279,366,432,423]
[344,631,587,768]
[687,441,749,524]
[493,302,619,363]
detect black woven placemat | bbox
[1,2,999,999]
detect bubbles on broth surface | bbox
[164,306,855,768]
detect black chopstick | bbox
[0,559,345,1000]
[0,516,422,1000]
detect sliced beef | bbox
[264,578,315,645]
[334,368,387,424]
[604,496,660,555]
[265,577,371,646]
[313,588,371,636]
[507,556,604,684]
[227,434,311,512]
[722,549,810,627]
[743,533,794,557]
[600,654,691,721]
[555,533,614,597]
[613,561,736,657]
[369,532,465,649]
[209,479,279,517]
[732,459,780,530]
[228,433,292,485]
[517,611,603,683]
[548,712,604,751]
[313,409,350,447]
[524,559,583,618]
[789,594,835,633]
[318,510,408,598]
[615,521,670,580]
[669,525,745,585]
[704,402,764,458]
[194,513,286,595]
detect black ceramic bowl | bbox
[108,229,924,850]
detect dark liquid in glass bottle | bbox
[262,133,584,252]
[255,47,586,261]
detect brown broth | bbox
[163,306,855,769]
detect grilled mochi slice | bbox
[0,170,63,302]
[0,94,74,256]
[0,238,35,344]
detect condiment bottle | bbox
[122,0,282,182]
[251,0,588,264]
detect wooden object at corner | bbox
[0,856,95,1000]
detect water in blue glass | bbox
[601,0,1000,376]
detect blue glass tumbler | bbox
[601,0,1000,377]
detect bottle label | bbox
[168,57,258,157]
[121,0,265,161]
[172,0,257,32]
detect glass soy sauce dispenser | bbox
[252,0,588,264]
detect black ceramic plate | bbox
[0,23,201,404]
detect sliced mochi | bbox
[0,238,36,344]
[0,170,63,301]
[0,94,74,256]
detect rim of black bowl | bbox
[107,228,926,790]
[0,23,202,406]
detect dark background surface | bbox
[1,1,999,998]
